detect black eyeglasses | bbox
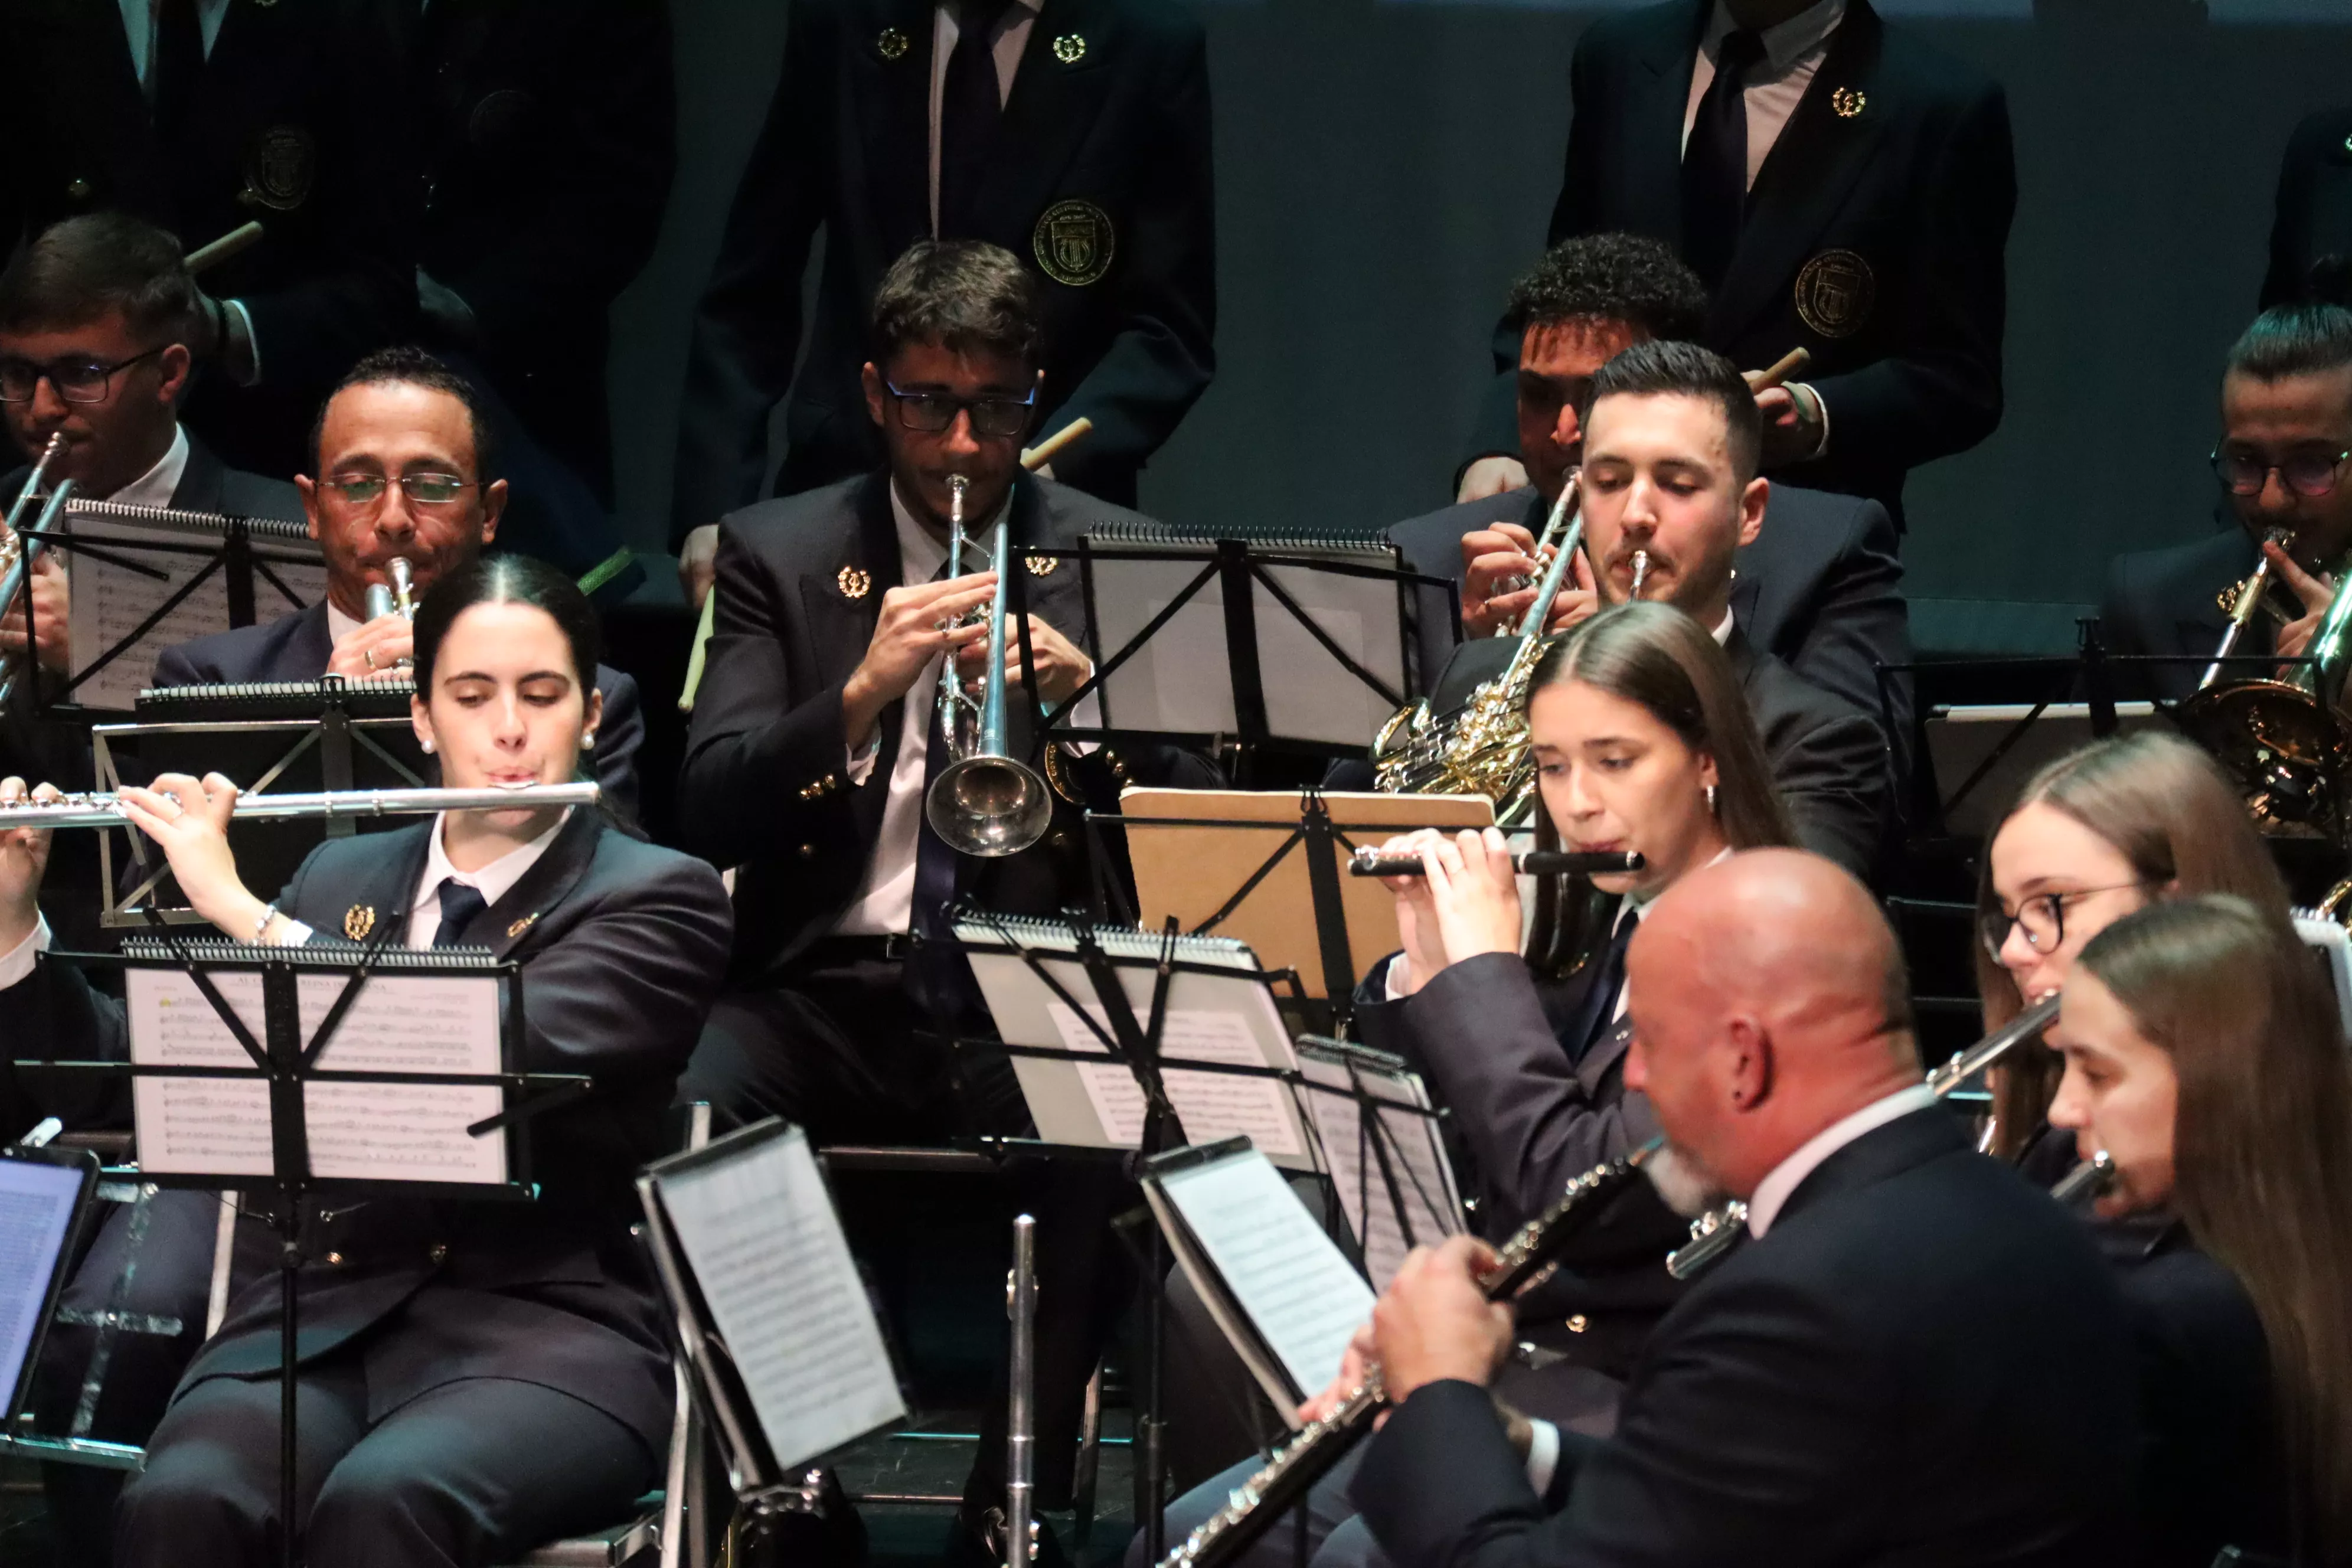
[321,473,481,509]
[1978,883,2148,961]
[883,382,1036,439]
[0,346,167,404]
[2210,447,2352,498]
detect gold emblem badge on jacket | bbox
[1794,250,1876,339]
[1034,200,1115,287]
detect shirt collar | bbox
[888,476,1011,583]
[422,809,570,912]
[326,600,361,646]
[1746,1081,1939,1238]
[107,424,190,509]
[1703,0,1846,75]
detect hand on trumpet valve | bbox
[1460,522,1597,639]
[1370,1236,1514,1404]
[2265,539,2338,664]
[0,776,63,948]
[328,608,417,682]
[0,550,70,674]
[842,572,998,750]
[953,612,1092,706]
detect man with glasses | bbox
[151,346,645,816]
[677,239,1216,1566]
[2102,299,2352,701]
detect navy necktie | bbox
[939,0,1017,237]
[152,0,205,134]
[1563,917,1636,1067]
[433,882,488,949]
[1681,29,1766,290]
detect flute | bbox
[0,782,599,831]
[1347,848,1644,877]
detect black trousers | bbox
[681,950,1129,1507]
[116,1361,654,1568]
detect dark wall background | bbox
[603,0,2352,655]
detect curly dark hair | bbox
[1504,234,1708,344]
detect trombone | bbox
[926,474,1052,858]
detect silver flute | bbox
[1666,993,2064,1279]
[0,782,600,831]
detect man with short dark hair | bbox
[1387,234,1908,750]
[1349,850,2135,1568]
[2103,300,2352,701]
[677,237,1216,1559]
[156,347,644,816]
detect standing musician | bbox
[152,347,646,821]
[1973,730,2294,1171]
[1455,0,2016,528]
[1146,602,1799,1568]
[1342,851,2135,1568]
[675,237,1216,1558]
[1426,341,1887,880]
[2262,104,2352,310]
[0,557,734,1567]
[668,0,1216,604]
[2047,896,2352,1567]
[2102,299,2352,701]
[1389,234,1909,751]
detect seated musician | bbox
[1972,730,2294,1176]
[1384,234,1909,748]
[0,556,733,1567]
[2047,895,2352,1567]
[1341,851,2136,1568]
[1148,600,1801,1568]
[0,215,305,693]
[2102,298,2352,700]
[152,347,645,821]
[1420,341,1887,878]
[673,237,1217,1560]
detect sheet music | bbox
[1047,1002,1304,1157]
[655,1127,904,1470]
[1159,1148,1375,1400]
[66,519,325,710]
[1296,1053,1462,1288]
[0,1156,86,1411]
[124,967,507,1184]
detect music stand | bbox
[26,499,325,716]
[1289,1035,1463,1290]
[0,1138,102,1458]
[17,928,587,1568]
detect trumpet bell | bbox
[2176,678,2347,837]
[927,754,1052,857]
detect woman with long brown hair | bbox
[1972,730,2293,1165]
[2049,894,2352,1566]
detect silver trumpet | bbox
[926,475,1051,858]
[0,782,599,831]
[1666,993,2064,1279]
[0,459,77,710]
[364,556,416,622]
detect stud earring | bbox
[420,738,435,754]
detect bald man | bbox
[1348,850,2138,1568]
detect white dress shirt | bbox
[109,425,190,508]
[116,0,233,87]
[927,0,1043,237]
[1745,1080,1939,1237]
[1681,0,1848,188]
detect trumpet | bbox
[926,475,1051,858]
[1346,848,1642,878]
[0,450,77,710]
[0,782,599,831]
[1156,1153,1649,1568]
[2198,528,2289,691]
[1370,474,1584,823]
[364,557,416,622]
[1666,993,2063,1279]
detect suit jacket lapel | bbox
[288,601,335,674]
[1712,0,1889,343]
[472,809,603,958]
[172,435,228,513]
[976,0,1113,249]
[316,821,432,943]
[854,0,937,244]
[1619,0,1707,241]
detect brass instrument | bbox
[1155,1152,1649,1568]
[926,474,1052,857]
[1370,474,1583,824]
[2178,538,2352,838]
[365,556,416,622]
[0,446,77,710]
[0,782,599,831]
[1667,994,2063,1279]
[2199,528,2291,690]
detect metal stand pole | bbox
[1141,1216,1167,1563]
[1008,1214,1037,1568]
[277,1206,300,1568]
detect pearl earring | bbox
[420,738,435,754]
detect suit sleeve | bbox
[589,669,646,826]
[1799,81,2015,476]
[0,953,131,1138]
[1780,500,1912,756]
[1397,952,1658,1236]
[669,0,832,545]
[674,521,866,868]
[1354,1270,1883,1568]
[1045,22,1216,498]
[439,0,677,349]
[236,0,420,390]
[1769,706,1886,884]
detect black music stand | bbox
[17,926,588,1568]
[20,498,322,717]
[1288,1035,1462,1287]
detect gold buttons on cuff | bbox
[326,1252,345,1267]
[1566,1314,1589,1333]
[429,1243,449,1265]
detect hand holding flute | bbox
[1371,828,1535,1000]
